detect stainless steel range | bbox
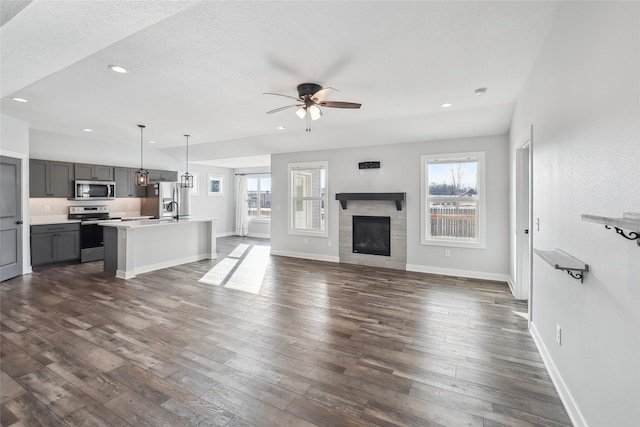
[68,206,122,263]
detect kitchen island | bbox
[101,218,217,279]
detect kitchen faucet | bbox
[167,201,179,220]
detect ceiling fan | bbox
[264,83,361,132]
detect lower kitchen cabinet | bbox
[31,223,80,267]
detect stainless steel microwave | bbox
[74,180,116,200]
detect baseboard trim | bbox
[248,232,271,239]
[530,322,587,427]
[216,231,235,237]
[405,264,510,283]
[506,275,516,296]
[270,250,339,263]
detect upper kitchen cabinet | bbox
[114,167,146,198]
[29,159,74,198]
[74,163,114,181]
[148,169,178,182]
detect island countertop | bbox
[102,218,218,279]
[100,217,219,229]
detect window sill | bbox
[288,229,328,238]
[421,238,485,249]
[249,218,271,224]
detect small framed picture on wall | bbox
[207,175,224,196]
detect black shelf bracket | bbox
[563,269,585,283]
[604,225,640,246]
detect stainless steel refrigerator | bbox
[141,182,191,219]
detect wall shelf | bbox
[335,193,406,210]
[534,248,589,283]
[581,212,640,246]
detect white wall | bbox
[510,2,639,426]
[0,114,31,274]
[271,134,510,280]
[185,164,235,235]
[30,129,182,170]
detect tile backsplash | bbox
[30,198,142,218]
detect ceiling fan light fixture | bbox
[309,105,322,121]
[295,107,307,119]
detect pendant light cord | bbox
[138,124,145,169]
[185,134,190,173]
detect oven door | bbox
[80,223,104,262]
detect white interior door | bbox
[515,127,533,308]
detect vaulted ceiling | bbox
[1,1,559,167]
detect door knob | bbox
[16,220,23,225]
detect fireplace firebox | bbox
[352,215,391,256]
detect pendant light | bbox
[180,134,193,188]
[135,124,149,186]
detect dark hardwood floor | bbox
[1,236,571,426]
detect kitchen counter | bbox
[29,215,153,225]
[30,216,81,225]
[101,218,218,279]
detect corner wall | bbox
[271,134,510,280]
[509,2,639,425]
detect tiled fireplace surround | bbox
[338,194,407,270]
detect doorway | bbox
[515,128,533,319]
[0,155,23,281]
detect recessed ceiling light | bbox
[11,97,28,103]
[441,103,453,108]
[108,65,129,74]
[148,140,156,144]
[475,88,488,96]
[81,128,92,132]
[276,126,286,130]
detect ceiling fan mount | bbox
[264,83,361,132]
[297,83,323,98]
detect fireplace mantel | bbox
[335,192,406,210]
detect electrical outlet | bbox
[444,249,451,257]
[327,240,332,247]
[44,205,51,212]
[556,324,562,345]
[304,238,308,244]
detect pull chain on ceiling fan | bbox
[264,83,361,132]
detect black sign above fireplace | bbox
[352,215,391,257]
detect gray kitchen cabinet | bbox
[114,167,146,197]
[75,163,114,181]
[148,169,178,182]
[30,223,80,267]
[29,159,74,198]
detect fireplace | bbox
[338,194,406,270]
[352,216,390,256]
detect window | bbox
[289,161,328,236]
[247,175,271,221]
[421,152,485,248]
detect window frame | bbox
[288,161,328,237]
[247,174,271,223]
[420,152,486,249]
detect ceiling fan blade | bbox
[319,101,361,109]
[266,104,303,114]
[311,87,338,102]
[263,92,302,102]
